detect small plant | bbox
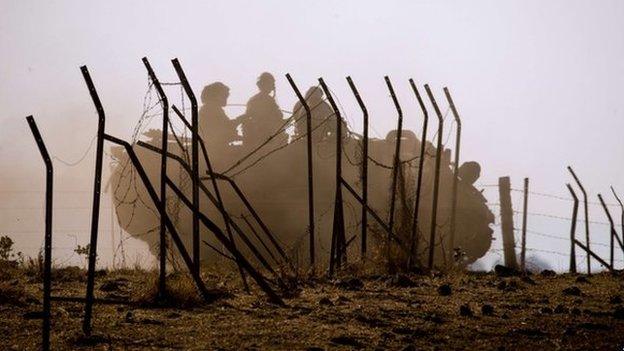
[74,243,91,267]
[0,235,23,264]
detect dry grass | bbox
[133,271,231,308]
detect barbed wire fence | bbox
[479,182,623,272]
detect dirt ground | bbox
[2,267,624,350]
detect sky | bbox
[1,0,623,270]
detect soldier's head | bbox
[257,72,276,94]
[458,161,481,185]
[304,86,323,104]
[201,82,229,107]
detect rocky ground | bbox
[2,266,624,350]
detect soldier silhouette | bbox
[292,86,343,143]
[198,82,240,167]
[239,72,287,148]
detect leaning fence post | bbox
[26,116,53,351]
[424,84,444,269]
[498,176,519,270]
[171,58,200,273]
[611,186,624,254]
[319,77,346,275]
[142,57,169,300]
[80,65,106,336]
[443,87,461,264]
[598,194,619,269]
[520,178,529,271]
[408,79,429,268]
[285,74,315,267]
[568,166,591,274]
[566,183,579,273]
[346,76,369,260]
[170,106,249,291]
[385,76,403,236]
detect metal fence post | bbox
[611,186,624,254]
[385,76,403,236]
[598,194,620,268]
[408,79,428,268]
[26,116,53,351]
[285,74,315,267]
[346,76,369,260]
[521,178,529,271]
[141,57,169,300]
[319,77,346,275]
[568,166,591,274]
[566,183,578,273]
[443,87,461,264]
[80,65,106,336]
[171,58,200,273]
[424,84,444,269]
[498,176,518,270]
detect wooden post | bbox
[566,183,578,273]
[520,178,529,271]
[498,177,518,270]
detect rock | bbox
[540,269,556,277]
[578,322,610,331]
[510,328,546,337]
[497,281,507,290]
[336,278,363,291]
[613,306,624,319]
[498,279,521,292]
[437,284,452,296]
[563,286,582,296]
[22,310,44,319]
[554,304,568,314]
[481,304,494,316]
[494,265,518,277]
[459,304,473,317]
[140,318,164,325]
[124,310,135,323]
[318,297,334,306]
[166,312,181,319]
[389,274,417,288]
[336,296,351,304]
[330,336,363,348]
[73,333,110,347]
[563,326,576,336]
[392,327,415,335]
[521,276,536,285]
[99,279,127,292]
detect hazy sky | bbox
[1,0,623,270]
